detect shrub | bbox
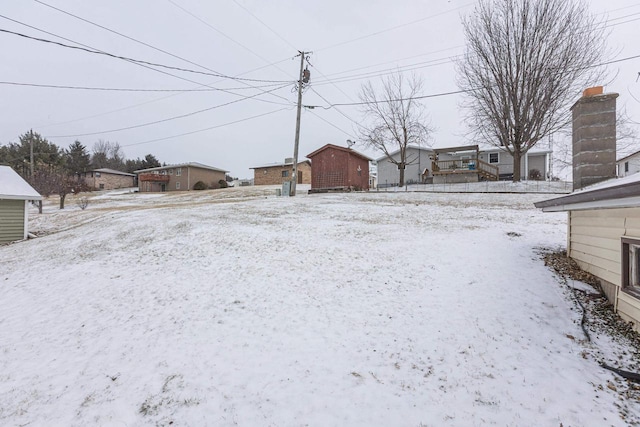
[193,181,208,190]
[218,179,228,188]
[77,196,89,210]
[529,169,542,181]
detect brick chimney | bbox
[571,86,618,190]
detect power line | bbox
[306,109,356,139]
[120,107,290,148]
[305,54,640,109]
[309,87,359,125]
[32,0,295,104]
[230,0,298,52]
[0,80,288,92]
[45,83,291,138]
[315,3,474,52]
[167,0,296,80]
[0,25,291,85]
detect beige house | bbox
[136,162,227,192]
[81,168,135,190]
[0,166,42,244]
[535,175,640,331]
[251,158,311,185]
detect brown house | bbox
[81,168,136,190]
[306,144,371,192]
[135,162,227,192]
[251,158,312,185]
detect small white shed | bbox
[535,174,640,331]
[0,166,42,243]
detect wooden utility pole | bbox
[290,51,309,196]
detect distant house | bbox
[135,162,227,192]
[80,168,135,190]
[306,144,371,192]
[0,166,42,244]
[251,158,311,185]
[535,175,640,331]
[376,144,551,187]
[617,150,640,178]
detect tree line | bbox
[0,130,162,209]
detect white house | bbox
[376,144,551,187]
[617,150,640,178]
[0,166,42,244]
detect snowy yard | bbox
[1,186,638,426]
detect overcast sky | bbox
[1,0,638,178]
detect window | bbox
[99,183,105,189]
[169,169,173,175]
[282,170,289,177]
[176,182,181,190]
[622,237,640,298]
[625,162,629,173]
[95,172,101,177]
[176,168,182,176]
[160,170,166,175]
[489,153,499,164]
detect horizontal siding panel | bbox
[571,234,620,252]
[569,241,619,262]
[570,217,625,228]
[617,295,640,331]
[619,292,640,311]
[570,247,620,274]
[571,254,620,286]
[0,200,25,243]
[572,208,634,218]
[623,229,640,238]
[624,217,640,230]
[571,225,625,239]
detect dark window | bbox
[489,153,499,164]
[282,170,289,177]
[625,162,629,172]
[99,183,105,189]
[622,237,640,298]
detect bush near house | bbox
[529,169,542,181]
[218,180,228,188]
[193,181,207,190]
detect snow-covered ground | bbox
[1,186,637,426]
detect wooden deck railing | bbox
[432,158,499,181]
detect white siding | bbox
[569,208,640,330]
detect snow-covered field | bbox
[1,186,638,426]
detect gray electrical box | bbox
[282,181,291,197]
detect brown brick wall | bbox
[138,166,226,191]
[83,172,135,190]
[254,162,311,185]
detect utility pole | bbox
[290,51,310,196]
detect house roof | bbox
[375,144,433,162]
[134,162,227,174]
[250,160,311,169]
[617,149,640,164]
[0,166,42,200]
[93,168,135,177]
[306,144,373,161]
[534,174,640,212]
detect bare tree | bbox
[358,73,432,187]
[457,0,607,182]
